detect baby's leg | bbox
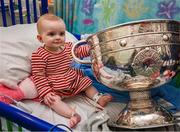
[48,95,81,128]
[18,77,38,99]
[0,77,38,104]
[96,93,113,107]
[85,85,113,107]
[0,84,24,104]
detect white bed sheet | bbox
[20,95,126,131]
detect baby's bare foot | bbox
[69,113,81,128]
[98,94,113,107]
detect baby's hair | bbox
[37,13,64,34]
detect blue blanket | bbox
[78,64,180,113]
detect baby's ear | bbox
[37,35,42,42]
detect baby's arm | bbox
[31,53,53,99]
[75,44,90,58]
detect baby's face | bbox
[38,20,66,51]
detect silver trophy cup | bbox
[72,19,180,129]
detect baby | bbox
[31,13,112,128]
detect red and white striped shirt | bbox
[31,42,92,99]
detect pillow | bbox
[0,23,78,89]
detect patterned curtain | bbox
[55,0,180,34]
[54,0,75,32]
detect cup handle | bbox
[71,39,92,64]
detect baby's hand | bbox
[44,92,56,106]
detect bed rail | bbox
[0,102,64,131]
[0,0,48,26]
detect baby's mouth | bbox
[54,42,61,45]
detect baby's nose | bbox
[55,35,61,39]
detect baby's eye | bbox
[48,32,55,36]
[59,32,65,36]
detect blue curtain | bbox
[55,0,180,34]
